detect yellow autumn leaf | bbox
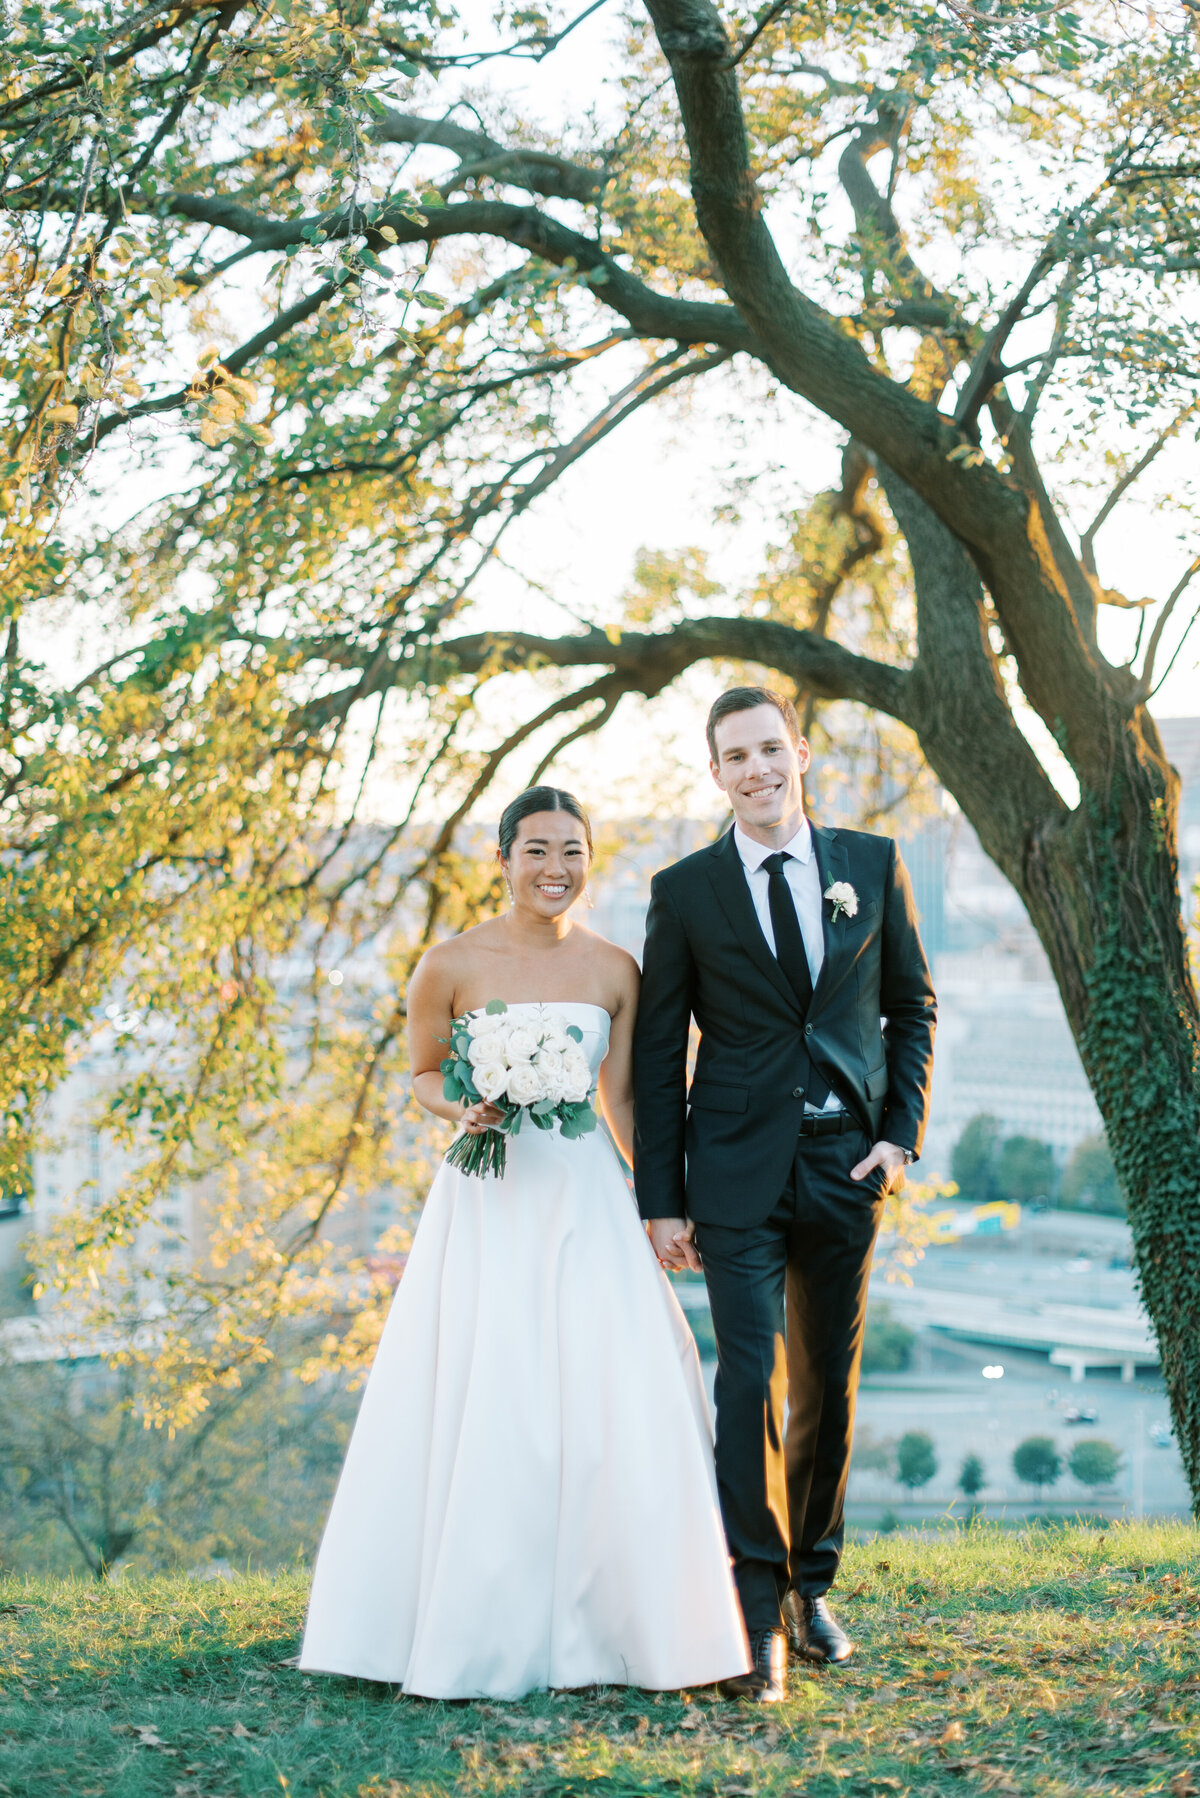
[45,404,79,425]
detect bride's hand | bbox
[461,1100,506,1135]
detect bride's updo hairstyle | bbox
[498,786,593,860]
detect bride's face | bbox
[502,811,590,918]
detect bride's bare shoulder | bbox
[574,924,640,987]
[411,918,505,991]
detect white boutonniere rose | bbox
[824,880,859,922]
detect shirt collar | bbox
[733,818,813,873]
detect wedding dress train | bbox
[300,1001,749,1699]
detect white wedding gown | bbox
[300,1002,749,1699]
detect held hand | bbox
[461,1100,506,1136]
[647,1216,703,1273]
[850,1139,907,1192]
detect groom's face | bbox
[709,704,809,836]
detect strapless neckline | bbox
[467,999,611,1025]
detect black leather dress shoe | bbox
[782,1591,853,1664]
[719,1627,788,1702]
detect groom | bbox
[633,687,936,1703]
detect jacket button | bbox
[805,1024,813,1036]
[792,1087,803,1099]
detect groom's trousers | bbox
[694,1125,886,1634]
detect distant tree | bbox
[1013,1436,1063,1492]
[853,1425,896,1475]
[995,1136,1058,1204]
[952,1116,1001,1203]
[861,1301,916,1376]
[0,1348,351,1580]
[1068,1439,1123,1490]
[896,1431,938,1492]
[1061,1136,1125,1217]
[958,1453,986,1500]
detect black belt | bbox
[797,1111,856,1138]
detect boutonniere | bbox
[824,880,859,921]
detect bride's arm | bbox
[597,954,639,1166]
[407,948,503,1133]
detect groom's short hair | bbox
[706,687,802,763]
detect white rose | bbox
[824,879,859,919]
[506,1062,544,1106]
[535,1046,565,1078]
[504,1025,541,1063]
[473,1063,509,1103]
[561,1050,591,1104]
[540,1025,571,1055]
[467,1009,506,1037]
[468,1032,507,1069]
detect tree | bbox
[1012,1436,1063,1492]
[995,1136,1058,1205]
[1068,1438,1123,1490]
[3,0,1200,1505]
[952,1116,1001,1203]
[1061,1135,1125,1217]
[896,1430,938,1491]
[958,1453,986,1500]
[0,1343,352,1579]
[861,1300,915,1375]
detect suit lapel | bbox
[703,829,800,1013]
[809,824,847,1011]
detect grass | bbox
[2,1522,1199,1798]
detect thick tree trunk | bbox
[1015,743,1200,1505]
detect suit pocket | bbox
[864,1064,889,1101]
[687,1082,749,1114]
[852,901,880,925]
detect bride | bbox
[299,785,750,1699]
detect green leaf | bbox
[565,1025,583,1042]
[442,1074,462,1101]
[485,999,508,1014]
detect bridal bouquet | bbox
[441,1001,598,1178]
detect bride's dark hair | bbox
[498,786,593,859]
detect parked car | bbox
[1064,1404,1099,1425]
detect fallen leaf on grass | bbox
[949,1671,972,1688]
[230,1721,252,1739]
[975,1767,1020,1794]
[1170,1776,1198,1798]
[940,1721,966,1747]
[134,1726,169,1749]
[872,1685,901,1704]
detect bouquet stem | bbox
[446,1126,509,1180]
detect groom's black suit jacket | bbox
[633,823,936,1227]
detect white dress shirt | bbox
[733,820,843,1114]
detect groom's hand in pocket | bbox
[648,1217,702,1272]
[851,1140,907,1193]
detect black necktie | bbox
[762,851,830,1107]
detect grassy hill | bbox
[2,1522,1198,1797]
